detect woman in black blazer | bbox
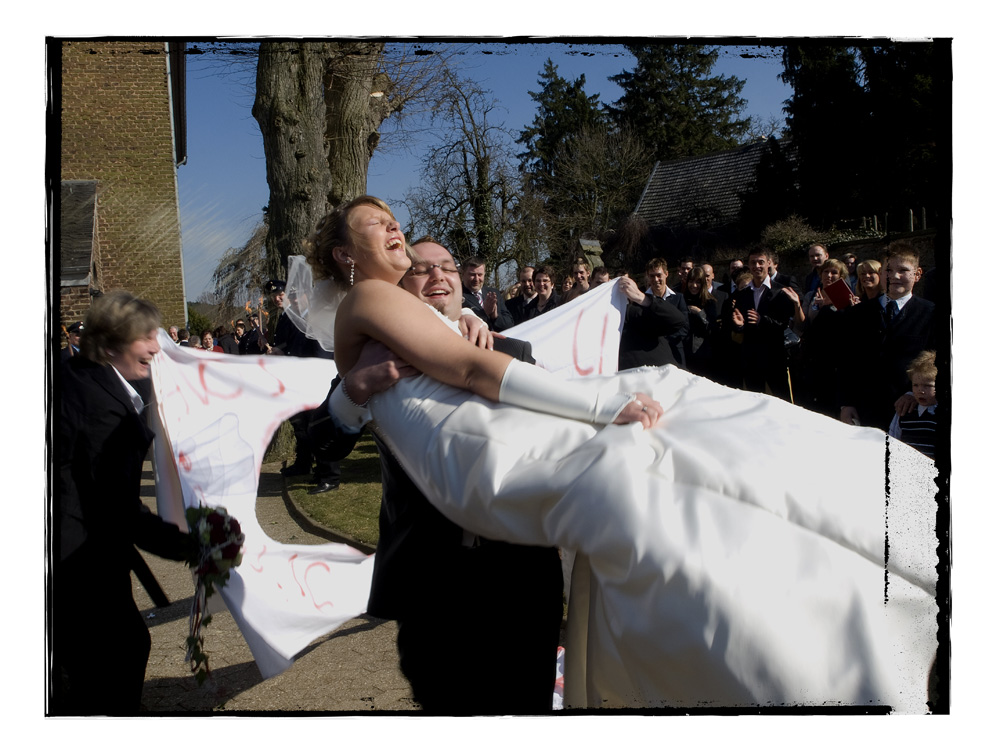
[521,264,561,321]
[52,291,191,715]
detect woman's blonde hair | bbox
[79,290,161,365]
[854,259,883,297]
[819,258,849,284]
[303,195,397,285]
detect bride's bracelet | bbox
[342,373,370,409]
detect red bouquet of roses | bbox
[184,505,245,684]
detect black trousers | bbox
[396,543,564,715]
[51,551,150,715]
[291,408,341,484]
[743,353,792,402]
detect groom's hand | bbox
[344,340,419,405]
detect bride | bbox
[301,195,939,712]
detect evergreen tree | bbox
[609,44,750,163]
[186,304,214,337]
[515,60,619,259]
[856,41,945,224]
[779,43,868,226]
[738,137,799,236]
[516,59,605,183]
[779,41,948,232]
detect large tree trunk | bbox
[253,42,333,278]
[322,42,399,207]
[253,41,402,278]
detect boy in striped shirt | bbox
[889,350,938,459]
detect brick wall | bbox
[60,287,91,331]
[60,41,186,328]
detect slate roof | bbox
[634,139,794,231]
[60,180,98,287]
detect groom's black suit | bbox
[312,335,563,714]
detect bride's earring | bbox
[349,259,355,286]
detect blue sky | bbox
[177,41,792,301]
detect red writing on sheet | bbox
[161,359,245,415]
[258,358,286,397]
[279,556,340,610]
[161,356,291,418]
[249,544,267,573]
[573,310,609,376]
[288,553,305,597]
[198,362,244,401]
[304,562,336,610]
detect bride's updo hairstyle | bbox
[303,195,396,287]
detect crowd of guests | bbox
[470,238,940,461]
[62,237,941,464]
[165,318,257,355]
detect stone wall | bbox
[60,40,186,329]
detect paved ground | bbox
[134,462,420,714]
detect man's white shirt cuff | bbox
[328,381,371,432]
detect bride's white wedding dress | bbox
[280,255,938,711]
[365,313,939,712]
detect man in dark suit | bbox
[216,325,240,355]
[670,256,695,294]
[53,291,191,715]
[726,246,805,401]
[769,254,802,297]
[238,314,266,355]
[264,279,341,495]
[461,255,514,332]
[310,240,563,714]
[618,257,690,371]
[506,265,536,325]
[839,240,936,429]
[726,257,745,295]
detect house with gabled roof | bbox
[632,138,796,260]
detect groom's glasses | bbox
[407,263,460,277]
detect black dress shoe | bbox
[281,463,311,477]
[307,481,340,495]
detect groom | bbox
[311,238,564,715]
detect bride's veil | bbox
[285,255,343,353]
